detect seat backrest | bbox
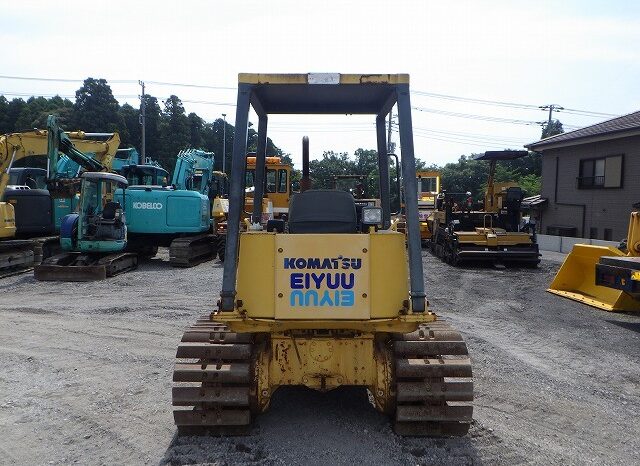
[102,201,120,220]
[288,189,357,234]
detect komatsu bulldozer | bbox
[172,73,473,436]
[548,204,640,312]
[429,150,539,266]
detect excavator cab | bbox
[172,73,473,437]
[60,172,128,253]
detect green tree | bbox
[541,119,564,139]
[0,96,10,133]
[187,112,204,149]
[119,103,141,149]
[159,95,189,170]
[5,98,26,131]
[73,78,123,132]
[308,151,357,189]
[141,95,162,162]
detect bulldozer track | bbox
[169,234,218,267]
[393,320,473,436]
[172,317,257,435]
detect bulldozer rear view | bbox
[171,73,474,437]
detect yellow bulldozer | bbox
[548,205,640,312]
[171,73,473,437]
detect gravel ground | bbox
[0,249,639,465]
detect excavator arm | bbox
[1,118,120,196]
[45,115,120,197]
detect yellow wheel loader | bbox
[172,73,473,437]
[548,205,640,312]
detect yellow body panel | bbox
[0,203,16,238]
[253,332,394,413]
[274,234,370,320]
[455,229,534,247]
[235,231,409,322]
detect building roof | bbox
[526,110,640,151]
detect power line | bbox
[412,88,619,118]
[412,89,540,110]
[0,74,621,119]
[411,105,544,126]
[145,80,236,91]
[0,74,136,84]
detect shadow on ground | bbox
[160,386,482,466]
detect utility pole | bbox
[222,113,227,175]
[139,80,146,161]
[539,104,564,127]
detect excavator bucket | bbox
[548,244,640,312]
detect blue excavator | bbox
[117,148,219,266]
[35,149,220,280]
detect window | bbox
[419,176,438,193]
[589,227,598,239]
[245,169,255,188]
[33,173,47,189]
[278,169,288,193]
[578,155,623,188]
[266,169,276,193]
[604,228,613,241]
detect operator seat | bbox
[102,201,120,221]
[288,189,357,234]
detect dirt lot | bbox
[0,249,639,465]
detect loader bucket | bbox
[547,244,640,312]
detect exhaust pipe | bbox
[300,135,311,192]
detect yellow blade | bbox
[547,244,640,312]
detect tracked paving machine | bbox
[429,150,539,266]
[172,73,473,436]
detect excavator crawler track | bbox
[172,317,257,435]
[393,320,473,436]
[34,252,138,281]
[31,236,62,265]
[0,239,35,278]
[169,234,218,267]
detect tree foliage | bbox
[439,151,542,199]
[541,119,564,139]
[0,78,289,176]
[73,78,124,134]
[0,78,544,197]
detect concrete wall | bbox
[538,135,640,241]
[537,234,618,253]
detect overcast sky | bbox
[3,0,639,168]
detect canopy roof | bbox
[474,150,528,161]
[238,73,409,114]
